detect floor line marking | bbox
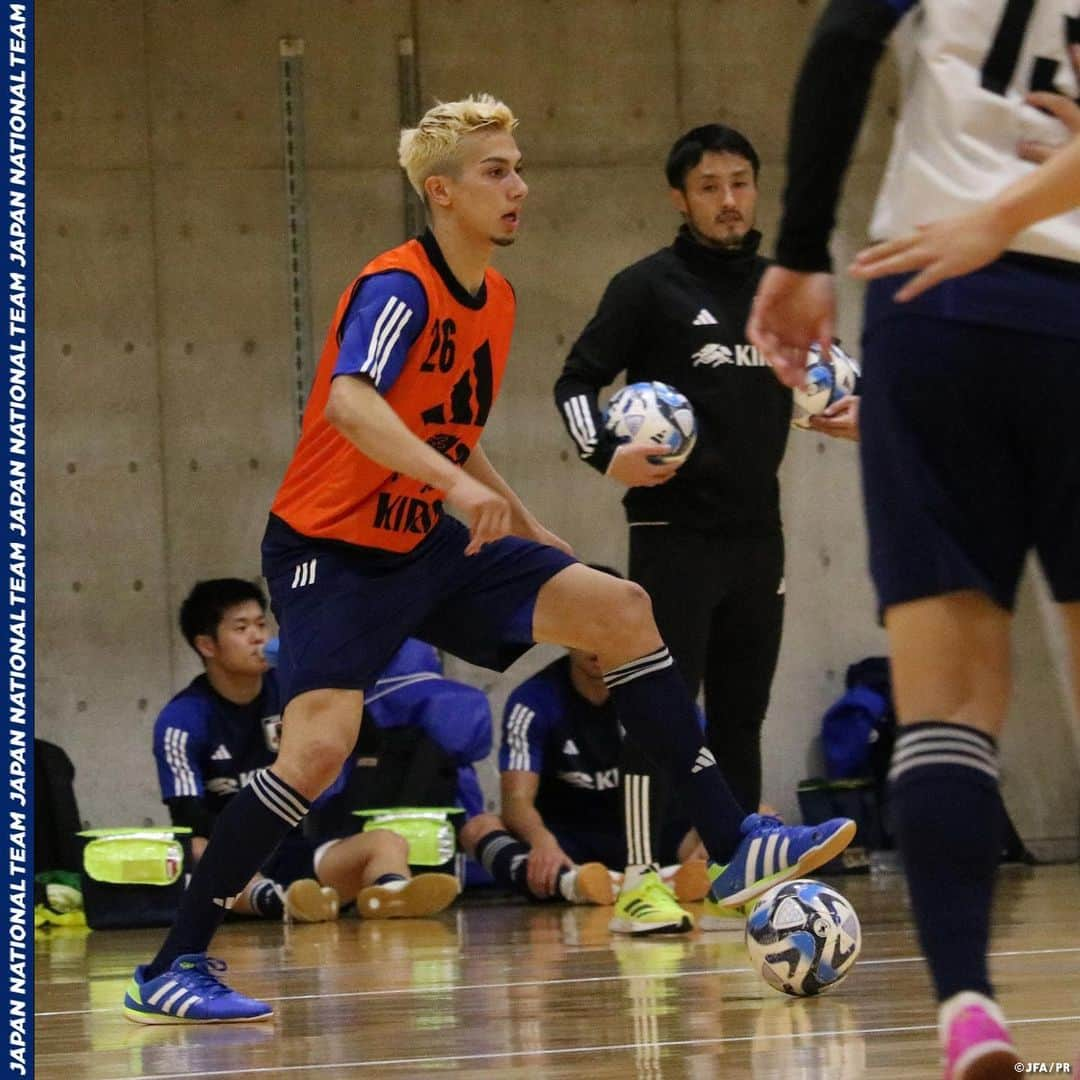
[104,1013,1080,1080]
[36,944,1080,1018]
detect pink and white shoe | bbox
[940,992,1021,1080]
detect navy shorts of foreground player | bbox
[859,262,1080,612]
[262,512,577,705]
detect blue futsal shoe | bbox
[123,953,273,1024]
[707,814,857,910]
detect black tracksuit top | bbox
[555,227,792,538]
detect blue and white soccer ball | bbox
[791,343,860,430]
[745,878,861,997]
[603,381,697,462]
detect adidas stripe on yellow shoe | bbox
[609,870,693,936]
[357,873,459,919]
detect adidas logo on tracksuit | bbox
[691,747,716,773]
[692,308,718,325]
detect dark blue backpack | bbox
[821,658,895,782]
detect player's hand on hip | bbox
[527,844,572,898]
[606,443,683,487]
[808,394,860,441]
[849,210,1015,301]
[446,473,512,555]
[1018,88,1080,163]
[747,266,836,387]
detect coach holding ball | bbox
[554,124,858,924]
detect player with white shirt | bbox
[748,3,1080,1076]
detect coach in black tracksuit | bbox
[554,124,857,870]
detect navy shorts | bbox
[262,514,577,706]
[859,296,1080,612]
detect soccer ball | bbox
[745,879,861,996]
[791,343,859,430]
[603,381,697,461]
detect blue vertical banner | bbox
[3,2,31,1077]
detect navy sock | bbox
[474,829,563,901]
[889,722,1002,1000]
[373,873,408,886]
[604,647,746,862]
[248,879,284,919]
[147,769,310,979]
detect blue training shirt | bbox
[500,656,626,831]
[501,656,706,831]
[152,670,283,813]
[334,270,429,393]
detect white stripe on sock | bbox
[604,647,670,681]
[250,772,305,826]
[258,770,309,820]
[604,656,674,688]
[889,754,1000,783]
[898,726,995,753]
[891,738,998,771]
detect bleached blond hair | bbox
[398,94,519,200]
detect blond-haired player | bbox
[125,93,854,1025]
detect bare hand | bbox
[808,394,860,441]
[849,210,1016,301]
[606,442,684,487]
[527,844,572,898]
[851,87,1080,302]
[747,267,837,388]
[445,473,512,556]
[1018,88,1080,163]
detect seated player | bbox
[475,594,709,932]
[155,579,458,922]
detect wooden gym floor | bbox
[35,864,1079,1079]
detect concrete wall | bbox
[37,1,1078,855]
